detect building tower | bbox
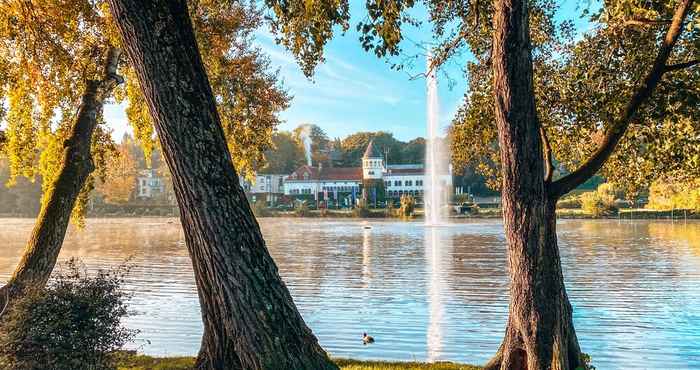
[361,140,385,205]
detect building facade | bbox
[283,141,452,205]
[136,169,165,199]
[244,174,287,205]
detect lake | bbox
[1,217,699,369]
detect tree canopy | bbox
[266,0,699,195]
[0,0,289,208]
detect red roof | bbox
[287,165,362,182]
[387,168,424,175]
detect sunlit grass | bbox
[116,355,481,370]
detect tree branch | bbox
[549,0,694,198]
[540,126,554,183]
[96,47,124,100]
[664,59,700,72]
[624,17,672,27]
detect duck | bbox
[362,332,375,345]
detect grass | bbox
[116,355,481,370]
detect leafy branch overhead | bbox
[266,0,698,194]
[0,0,289,204]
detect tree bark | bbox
[0,48,123,313]
[105,1,336,369]
[485,0,583,368]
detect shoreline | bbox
[1,209,698,221]
[117,355,481,370]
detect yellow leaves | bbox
[5,80,38,184]
[95,141,137,205]
[647,179,700,211]
[123,75,155,164]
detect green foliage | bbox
[580,184,620,217]
[292,123,331,166]
[339,131,425,166]
[576,352,596,370]
[0,259,136,370]
[252,200,271,217]
[260,131,306,174]
[0,0,289,213]
[399,194,416,218]
[264,0,350,77]
[294,201,311,217]
[557,195,582,209]
[351,203,371,218]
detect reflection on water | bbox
[426,226,451,361]
[1,218,700,369]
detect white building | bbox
[136,169,165,199]
[244,174,287,205]
[283,141,452,203]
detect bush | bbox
[399,195,415,218]
[580,185,618,217]
[385,200,396,217]
[0,259,137,370]
[294,201,310,217]
[557,196,581,209]
[252,200,271,217]
[352,204,371,218]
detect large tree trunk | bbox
[0,48,123,313]
[484,0,583,368]
[105,1,336,369]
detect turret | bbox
[362,140,384,180]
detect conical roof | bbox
[363,140,382,159]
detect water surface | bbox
[1,218,699,369]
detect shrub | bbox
[252,200,271,217]
[385,200,396,217]
[0,259,137,370]
[399,195,415,218]
[580,185,618,217]
[293,201,311,217]
[557,196,581,209]
[352,204,371,218]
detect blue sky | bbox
[104,1,592,143]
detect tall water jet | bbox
[425,53,445,225]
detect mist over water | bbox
[2,218,700,369]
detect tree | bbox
[339,131,403,166]
[401,137,426,164]
[0,0,290,338]
[266,0,698,368]
[0,48,124,312]
[95,139,138,204]
[106,1,336,369]
[292,123,331,166]
[259,131,306,174]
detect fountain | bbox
[425,54,446,226]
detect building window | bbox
[406,180,412,186]
[303,173,309,180]
[394,180,402,187]
[385,181,391,187]
[368,171,375,175]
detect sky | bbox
[103,1,593,143]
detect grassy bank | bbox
[117,355,481,370]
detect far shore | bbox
[2,208,698,221]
